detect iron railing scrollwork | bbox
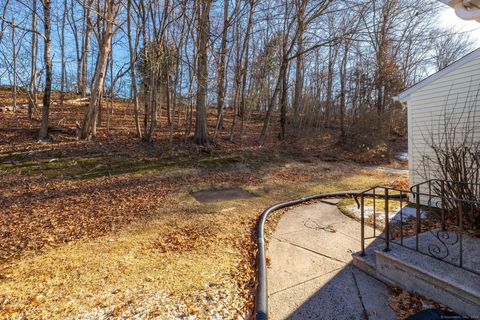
[356,179,480,276]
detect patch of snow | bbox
[393,206,428,221]
[345,204,427,222]
[394,152,408,162]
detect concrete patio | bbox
[267,200,396,319]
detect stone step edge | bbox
[375,249,480,305]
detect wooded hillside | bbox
[0,0,475,149]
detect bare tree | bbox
[126,0,142,138]
[60,0,67,103]
[79,0,93,97]
[214,0,230,132]
[0,0,465,150]
[259,0,334,143]
[238,0,256,141]
[28,0,38,119]
[431,29,475,71]
[292,0,306,128]
[79,0,121,139]
[66,0,81,94]
[39,0,52,140]
[193,0,212,145]
[11,17,16,111]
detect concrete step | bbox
[353,242,480,316]
[352,250,377,278]
[376,245,480,316]
[352,238,388,279]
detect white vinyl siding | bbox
[407,55,480,189]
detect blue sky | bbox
[0,2,479,94]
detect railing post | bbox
[373,188,376,237]
[459,200,463,268]
[400,190,403,246]
[441,180,446,231]
[428,181,432,213]
[361,193,365,256]
[416,185,421,251]
[384,188,390,252]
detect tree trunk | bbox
[375,3,390,115]
[166,75,172,126]
[79,0,116,139]
[60,0,67,103]
[193,0,211,145]
[11,18,16,112]
[28,0,37,119]
[325,45,336,125]
[292,3,305,128]
[79,0,92,97]
[339,47,348,141]
[259,60,287,145]
[107,53,113,134]
[238,0,254,141]
[215,0,229,131]
[229,19,241,142]
[39,0,52,140]
[143,74,157,142]
[68,0,81,95]
[127,0,142,138]
[279,62,288,140]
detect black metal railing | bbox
[355,186,409,255]
[356,180,480,276]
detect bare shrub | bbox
[388,103,407,138]
[419,88,480,231]
[345,108,391,152]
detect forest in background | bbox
[0,0,476,151]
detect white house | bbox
[396,48,480,188]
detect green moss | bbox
[0,154,173,179]
[241,186,262,197]
[63,157,170,179]
[0,150,262,181]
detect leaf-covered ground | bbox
[0,92,408,319]
[388,286,453,319]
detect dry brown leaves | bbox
[388,286,451,319]
[390,216,444,240]
[0,164,265,261]
[0,174,173,260]
[389,177,410,190]
[232,231,257,317]
[153,227,214,253]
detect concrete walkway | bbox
[267,200,396,320]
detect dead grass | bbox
[0,159,406,319]
[0,214,239,319]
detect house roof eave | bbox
[396,48,480,103]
